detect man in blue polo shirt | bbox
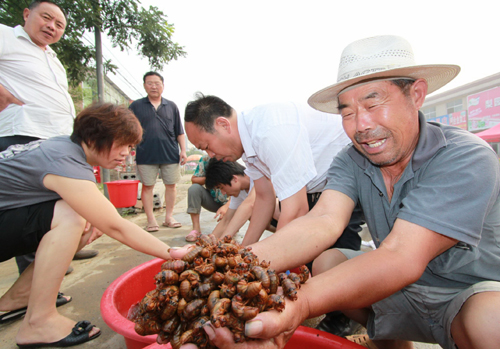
[129,72,187,232]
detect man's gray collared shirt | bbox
[326,112,500,288]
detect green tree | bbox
[0,0,186,85]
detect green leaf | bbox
[0,0,186,85]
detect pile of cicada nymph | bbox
[128,234,310,348]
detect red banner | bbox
[449,110,468,130]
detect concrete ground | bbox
[0,174,440,348]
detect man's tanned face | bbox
[23,2,67,49]
[144,75,164,100]
[338,80,421,168]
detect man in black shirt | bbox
[129,72,187,232]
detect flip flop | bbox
[162,220,182,228]
[185,230,201,242]
[144,225,159,232]
[17,320,101,348]
[0,292,72,323]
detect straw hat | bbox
[308,35,461,113]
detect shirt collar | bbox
[347,111,447,171]
[237,111,257,158]
[14,25,57,58]
[145,96,167,105]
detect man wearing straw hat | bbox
[181,35,500,349]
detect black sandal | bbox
[17,320,101,348]
[0,292,72,323]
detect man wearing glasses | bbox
[129,72,187,232]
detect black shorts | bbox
[0,200,57,263]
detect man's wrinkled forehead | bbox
[338,77,409,98]
[30,1,67,20]
[185,122,208,149]
[30,2,67,28]
[337,78,405,111]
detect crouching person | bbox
[0,103,173,348]
[204,158,279,241]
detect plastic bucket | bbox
[105,180,139,208]
[101,258,161,349]
[142,326,363,349]
[101,258,363,349]
[141,326,364,349]
[283,326,363,348]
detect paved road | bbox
[0,174,440,348]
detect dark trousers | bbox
[0,135,41,274]
[0,135,40,152]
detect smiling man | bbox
[0,0,73,149]
[0,1,100,280]
[195,35,500,349]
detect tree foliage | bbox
[0,0,186,85]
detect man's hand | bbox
[214,201,230,222]
[0,84,23,112]
[196,291,305,349]
[179,151,188,166]
[167,244,308,349]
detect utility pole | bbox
[95,26,110,198]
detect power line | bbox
[81,33,144,98]
[100,44,145,99]
[100,40,144,84]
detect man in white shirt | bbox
[185,96,366,336]
[185,95,364,248]
[0,0,96,277]
[204,158,279,240]
[0,0,75,148]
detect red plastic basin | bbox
[101,258,162,349]
[105,179,139,208]
[101,258,363,349]
[143,325,363,348]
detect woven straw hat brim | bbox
[308,64,460,114]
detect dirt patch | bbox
[174,173,192,205]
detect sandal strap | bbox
[73,320,94,335]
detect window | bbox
[446,99,463,114]
[421,106,436,119]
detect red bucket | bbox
[101,258,363,349]
[142,326,363,348]
[101,258,161,349]
[105,180,139,208]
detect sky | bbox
[100,0,499,117]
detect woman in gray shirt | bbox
[0,103,174,348]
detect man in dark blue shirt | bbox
[129,72,187,232]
